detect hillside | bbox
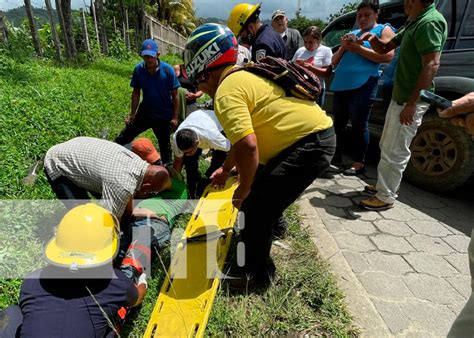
[3,5,57,27]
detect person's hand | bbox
[232,184,250,209]
[170,117,178,130]
[400,103,417,125]
[138,273,148,289]
[439,92,474,135]
[439,92,474,118]
[358,32,375,43]
[294,59,306,66]
[185,91,196,100]
[210,167,229,189]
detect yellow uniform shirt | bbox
[214,66,333,164]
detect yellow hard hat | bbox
[227,2,261,37]
[45,203,120,270]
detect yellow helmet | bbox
[227,2,261,37]
[45,203,120,270]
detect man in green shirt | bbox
[120,140,189,279]
[357,0,447,210]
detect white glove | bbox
[138,273,148,289]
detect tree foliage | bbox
[327,1,359,23]
[288,15,326,35]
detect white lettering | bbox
[187,42,221,76]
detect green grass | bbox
[0,55,355,336]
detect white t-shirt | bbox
[292,45,333,67]
[172,109,231,158]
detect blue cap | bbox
[141,39,158,57]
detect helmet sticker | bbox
[187,41,221,77]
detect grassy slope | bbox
[0,56,355,336]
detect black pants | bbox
[45,170,92,209]
[115,106,172,164]
[183,149,227,199]
[239,129,336,279]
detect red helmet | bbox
[184,23,238,82]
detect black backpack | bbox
[228,56,323,101]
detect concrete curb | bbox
[298,197,392,337]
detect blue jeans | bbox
[333,76,379,163]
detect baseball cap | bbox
[132,138,161,164]
[271,9,286,21]
[141,39,159,57]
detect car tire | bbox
[404,114,474,192]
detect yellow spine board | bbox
[144,177,239,337]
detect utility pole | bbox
[295,0,301,18]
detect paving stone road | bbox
[298,163,473,337]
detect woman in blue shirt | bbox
[331,2,395,175]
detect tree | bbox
[44,0,62,62]
[60,0,76,58]
[153,0,196,35]
[288,15,326,35]
[327,1,358,23]
[95,0,108,54]
[24,0,42,56]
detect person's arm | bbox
[400,51,442,125]
[131,274,147,307]
[231,133,259,209]
[126,88,141,124]
[171,88,179,129]
[302,63,333,78]
[173,155,184,172]
[439,92,474,135]
[210,146,236,188]
[346,26,396,63]
[361,29,399,55]
[332,40,348,65]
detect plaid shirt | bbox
[44,137,148,217]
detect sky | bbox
[0,0,351,21]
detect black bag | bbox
[229,56,323,101]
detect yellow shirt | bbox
[214,66,333,164]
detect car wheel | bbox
[405,115,474,192]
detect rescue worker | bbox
[184,23,335,290]
[227,3,287,62]
[0,204,147,337]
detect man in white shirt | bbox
[172,109,231,198]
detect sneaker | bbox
[364,185,377,195]
[360,197,393,211]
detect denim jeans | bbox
[333,76,379,163]
[375,100,430,204]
